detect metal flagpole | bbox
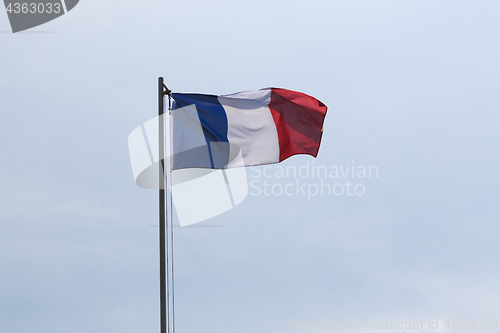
[158,77,167,333]
[159,77,174,333]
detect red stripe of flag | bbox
[268,88,328,162]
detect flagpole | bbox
[158,77,167,333]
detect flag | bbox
[171,88,327,170]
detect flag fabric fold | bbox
[171,88,327,170]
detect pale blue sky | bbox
[1,1,499,332]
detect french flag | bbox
[171,88,327,170]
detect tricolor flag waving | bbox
[128,85,327,226]
[171,88,327,169]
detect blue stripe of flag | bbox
[171,93,230,168]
